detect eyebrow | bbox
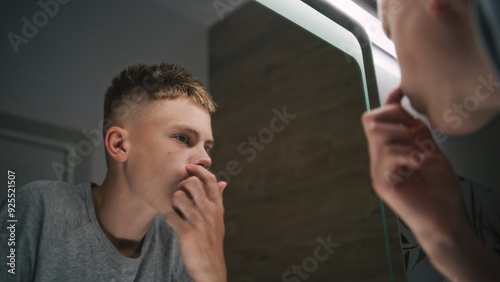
[172,124,214,147]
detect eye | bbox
[174,134,190,145]
[205,146,213,154]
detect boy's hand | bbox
[361,87,500,281]
[361,87,465,249]
[165,164,227,282]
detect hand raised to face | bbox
[361,86,465,247]
[165,164,227,282]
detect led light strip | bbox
[325,0,397,57]
[255,0,370,108]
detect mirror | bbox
[210,0,404,280]
[0,0,404,280]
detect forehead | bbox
[136,97,213,136]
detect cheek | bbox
[128,143,165,179]
[160,151,190,178]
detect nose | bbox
[194,146,212,169]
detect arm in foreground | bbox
[165,164,227,282]
[361,87,500,281]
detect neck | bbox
[424,55,500,135]
[420,5,500,134]
[92,173,158,258]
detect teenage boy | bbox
[1,63,227,281]
[362,0,500,281]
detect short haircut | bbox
[103,63,216,136]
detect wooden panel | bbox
[210,2,404,281]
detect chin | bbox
[401,86,426,114]
[158,205,174,216]
[154,195,174,215]
[408,97,426,114]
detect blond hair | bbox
[103,63,216,136]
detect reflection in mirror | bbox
[210,1,404,281]
[0,0,407,280]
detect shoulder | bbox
[0,181,96,279]
[17,180,89,204]
[12,180,94,226]
[14,181,95,250]
[19,179,85,193]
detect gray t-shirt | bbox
[0,180,192,281]
[400,178,500,282]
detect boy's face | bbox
[124,97,214,215]
[378,0,438,112]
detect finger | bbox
[171,190,202,224]
[217,181,227,205]
[164,210,188,231]
[385,86,404,105]
[180,176,210,209]
[217,181,227,195]
[411,119,434,140]
[186,164,220,200]
[363,104,418,127]
[381,146,426,172]
[364,121,417,149]
[370,142,424,187]
[376,143,418,171]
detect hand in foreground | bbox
[165,164,227,282]
[361,87,463,241]
[361,87,500,281]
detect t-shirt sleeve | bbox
[0,181,47,281]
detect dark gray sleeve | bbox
[474,0,500,76]
[399,178,500,281]
[0,181,46,281]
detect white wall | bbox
[0,0,212,184]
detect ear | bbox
[105,126,129,163]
